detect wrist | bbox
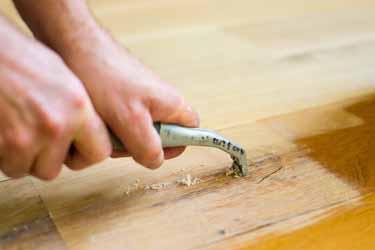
[0,14,37,60]
[14,0,100,56]
[50,17,101,57]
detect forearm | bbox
[13,0,100,55]
[0,14,19,51]
[0,13,38,61]
[13,1,199,169]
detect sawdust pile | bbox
[225,167,241,178]
[144,182,170,190]
[176,174,201,186]
[124,174,202,195]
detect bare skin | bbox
[0,1,199,179]
[0,15,111,180]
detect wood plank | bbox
[88,0,375,39]
[31,94,374,250]
[0,178,67,250]
[236,193,375,250]
[198,95,375,249]
[0,0,375,249]
[1,1,374,129]
[93,3,375,129]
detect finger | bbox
[110,134,185,160]
[0,153,33,179]
[30,137,70,181]
[169,104,200,128]
[111,102,164,169]
[0,131,35,178]
[150,95,200,128]
[163,146,186,160]
[149,92,198,161]
[68,110,111,170]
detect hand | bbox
[60,30,200,169]
[0,18,111,180]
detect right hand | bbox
[0,18,111,180]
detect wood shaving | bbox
[125,187,131,196]
[125,179,142,195]
[226,167,240,178]
[125,173,203,195]
[133,179,140,189]
[144,182,170,190]
[176,174,201,186]
[226,168,234,176]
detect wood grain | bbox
[0,178,67,250]
[0,0,375,249]
[238,193,375,250]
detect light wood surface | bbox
[0,1,375,249]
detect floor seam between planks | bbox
[29,178,69,248]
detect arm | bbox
[13,0,199,168]
[0,13,111,179]
[12,0,96,54]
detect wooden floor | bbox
[1,0,375,249]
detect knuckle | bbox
[5,130,32,151]
[167,93,184,112]
[161,89,184,110]
[126,103,147,124]
[169,96,185,114]
[70,91,87,110]
[40,115,66,138]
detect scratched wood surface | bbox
[0,0,375,249]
